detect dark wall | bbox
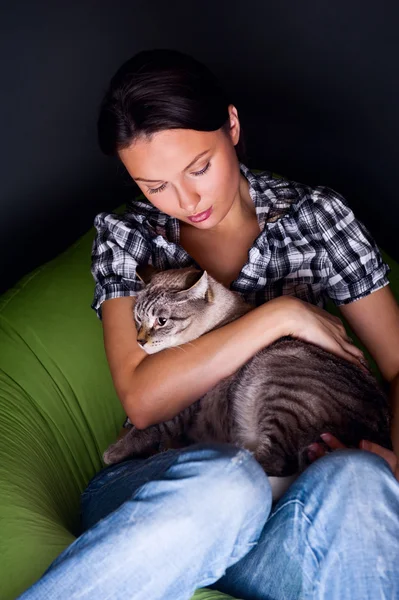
[1,1,398,293]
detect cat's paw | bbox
[102,446,117,465]
[103,439,130,465]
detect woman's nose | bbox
[177,188,200,213]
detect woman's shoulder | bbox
[242,164,351,232]
[93,194,176,242]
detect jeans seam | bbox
[270,498,320,590]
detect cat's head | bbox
[133,267,224,354]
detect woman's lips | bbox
[187,206,213,223]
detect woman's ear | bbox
[227,104,240,146]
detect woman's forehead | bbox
[118,129,221,181]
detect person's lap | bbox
[80,443,399,600]
[80,446,304,598]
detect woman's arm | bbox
[103,294,365,429]
[339,285,399,454]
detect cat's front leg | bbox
[103,425,162,465]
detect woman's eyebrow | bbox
[134,149,211,182]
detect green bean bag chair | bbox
[0,199,398,600]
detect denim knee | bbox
[164,444,272,562]
[288,448,398,522]
[319,448,393,485]
[283,448,397,510]
[172,443,272,520]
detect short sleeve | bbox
[91,212,151,319]
[312,187,390,305]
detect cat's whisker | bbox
[170,345,187,353]
[175,345,188,353]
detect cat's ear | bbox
[136,263,159,285]
[183,271,213,302]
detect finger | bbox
[307,442,326,462]
[310,305,341,325]
[336,323,347,337]
[327,314,343,325]
[360,440,398,473]
[320,433,347,450]
[358,356,372,372]
[341,340,365,361]
[325,314,344,327]
[335,346,368,373]
[337,342,369,372]
[325,335,361,361]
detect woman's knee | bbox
[290,448,397,512]
[118,444,272,554]
[319,448,393,485]
[171,443,272,523]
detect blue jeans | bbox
[18,443,399,600]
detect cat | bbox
[103,267,392,499]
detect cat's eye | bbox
[157,317,168,327]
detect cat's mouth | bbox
[139,339,168,355]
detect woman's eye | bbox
[157,317,168,327]
[147,162,211,195]
[192,162,211,177]
[148,183,167,195]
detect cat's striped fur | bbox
[103,267,392,479]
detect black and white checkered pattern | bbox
[91,163,390,318]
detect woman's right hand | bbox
[269,296,369,372]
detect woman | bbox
[20,49,399,600]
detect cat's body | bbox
[104,267,391,483]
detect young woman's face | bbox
[118,105,243,230]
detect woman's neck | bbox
[196,174,257,238]
[221,174,256,230]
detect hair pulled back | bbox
[97,48,246,162]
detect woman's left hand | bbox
[308,433,399,482]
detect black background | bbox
[1,1,398,293]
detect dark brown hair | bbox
[97,48,247,162]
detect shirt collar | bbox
[240,163,299,229]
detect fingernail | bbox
[307,449,317,461]
[308,443,320,452]
[307,443,319,461]
[320,433,331,442]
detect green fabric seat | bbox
[0,203,398,599]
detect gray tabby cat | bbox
[104,267,391,485]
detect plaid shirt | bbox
[91,163,390,318]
